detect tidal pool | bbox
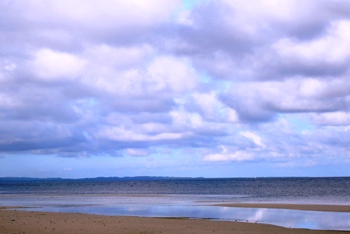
[20,204,350,231]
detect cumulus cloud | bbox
[272,20,350,76]
[312,112,350,126]
[1,0,350,174]
[240,132,266,148]
[31,49,86,81]
[204,146,254,162]
[124,148,150,157]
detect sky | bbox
[1,0,350,178]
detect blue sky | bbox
[1,0,350,178]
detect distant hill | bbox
[0,176,205,182]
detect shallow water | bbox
[18,204,350,231]
[3,194,350,231]
[1,178,350,231]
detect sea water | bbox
[1,177,350,204]
[1,177,350,230]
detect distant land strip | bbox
[0,176,349,182]
[0,176,207,182]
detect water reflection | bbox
[23,205,350,231]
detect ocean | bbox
[1,177,350,230]
[1,177,350,204]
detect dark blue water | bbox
[1,177,350,204]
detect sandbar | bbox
[0,207,348,234]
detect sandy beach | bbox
[1,205,349,234]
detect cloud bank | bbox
[1,0,350,175]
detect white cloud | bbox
[189,92,239,122]
[146,56,198,93]
[125,148,149,157]
[299,79,324,97]
[225,77,349,120]
[204,147,254,162]
[192,92,220,119]
[95,126,186,142]
[4,62,16,72]
[170,109,203,129]
[14,0,181,31]
[274,20,350,66]
[31,49,86,81]
[227,108,239,122]
[240,131,266,148]
[312,112,350,126]
[222,0,301,28]
[0,93,20,108]
[79,53,198,98]
[85,44,153,70]
[176,9,194,26]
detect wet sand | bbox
[0,206,348,234]
[213,203,350,212]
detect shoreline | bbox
[0,208,348,234]
[212,203,350,212]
